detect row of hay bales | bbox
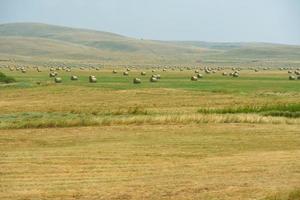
[132,74,161,84]
[49,74,96,83]
[2,64,300,83]
[287,70,300,80]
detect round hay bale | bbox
[21,69,26,73]
[150,77,158,82]
[197,73,203,78]
[49,72,57,77]
[156,74,161,79]
[89,75,97,83]
[289,75,296,80]
[71,75,78,80]
[112,70,117,74]
[54,77,62,83]
[298,76,300,80]
[141,71,146,76]
[123,71,129,76]
[222,72,228,76]
[195,70,199,74]
[133,78,141,84]
[191,76,198,81]
[233,72,239,77]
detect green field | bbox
[0,23,300,200]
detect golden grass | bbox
[0,68,299,199]
[1,124,300,200]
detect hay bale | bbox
[191,76,198,81]
[141,71,146,76]
[222,72,228,76]
[113,70,117,74]
[21,69,26,73]
[123,71,129,76]
[289,75,296,80]
[197,73,203,78]
[233,72,239,77]
[71,75,78,80]
[54,77,62,83]
[205,69,211,74]
[195,70,199,74]
[133,78,141,84]
[49,72,57,77]
[89,75,97,83]
[150,77,158,82]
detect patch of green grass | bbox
[198,103,300,118]
[0,72,16,83]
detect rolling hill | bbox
[0,23,300,66]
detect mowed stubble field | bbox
[0,66,300,200]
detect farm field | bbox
[0,66,300,200]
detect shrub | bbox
[0,72,16,83]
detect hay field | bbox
[0,66,300,200]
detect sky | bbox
[0,0,300,45]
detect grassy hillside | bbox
[0,23,300,66]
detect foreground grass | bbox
[1,124,300,200]
[1,112,300,129]
[0,68,299,199]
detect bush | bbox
[0,72,16,83]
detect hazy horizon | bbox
[1,0,300,45]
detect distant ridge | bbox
[0,22,300,65]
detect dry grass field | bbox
[0,65,300,199]
[1,124,300,200]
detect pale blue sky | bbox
[1,0,300,44]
